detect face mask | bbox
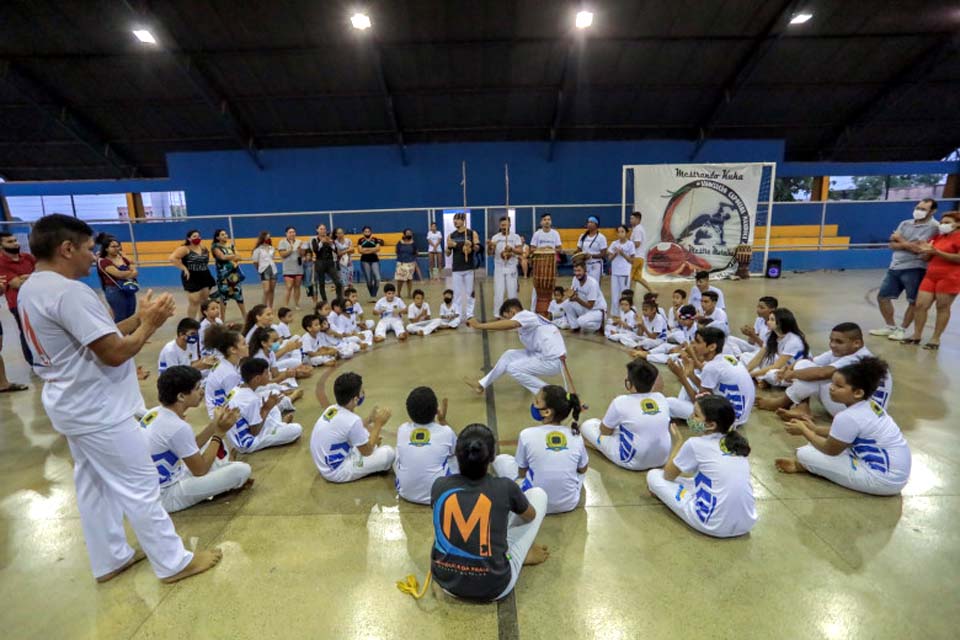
[186,334,199,345]
[403,234,412,240]
[530,404,545,421]
[688,417,707,434]
[913,208,928,220]
[939,222,955,234]
[443,297,453,304]
[356,393,365,406]
[265,239,272,246]
[190,238,202,245]
[363,232,371,238]
[2,246,19,255]
[269,342,281,353]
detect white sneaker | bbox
[888,327,906,341]
[869,326,895,336]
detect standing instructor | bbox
[18,214,221,584]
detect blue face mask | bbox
[530,404,545,421]
[357,393,365,406]
[269,342,281,353]
[185,334,199,345]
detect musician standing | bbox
[576,216,608,284]
[489,216,523,319]
[448,213,480,320]
[529,213,563,309]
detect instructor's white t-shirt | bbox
[571,275,607,312]
[491,232,522,269]
[829,400,911,486]
[515,424,589,513]
[140,406,199,488]
[699,354,756,426]
[513,310,566,359]
[672,432,757,535]
[18,270,142,434]
[394,421,458,504]
[600,392,671,469]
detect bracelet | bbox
[210,435,223,445]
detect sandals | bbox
[0,383,28,393]
[900,338,921,345]
[923,343,940,351]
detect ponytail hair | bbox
[696,395,750,457]
[248,326,274,356]
[540,384,582,435]
[205,323,242,357]
[242,304,268,337]
[455,423,496,480]
[836,356,889,398]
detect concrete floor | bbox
[0,270,958,639]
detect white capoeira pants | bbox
[407,319,444,335]
[561,300,604,332]
[585,261,603,285]
[235,420,303,454]
[784,360,844,415]
[479,348,562,394]
[160,457,252,513]
[795,444,907,496]
[439,317,461,329]
[726,336,760,357]
[610,275,629,317]
[375,317,406,338]
[667,387,695,421]
[65,418,193,580]
[492,266,519,317]
[276,351,304,370]
[307,354,336,366]
[258,385,296,413]
[760,368,792,388]
[452,270,475,320]
[346,331,374,348]
[647,468,755,538]
[318,445,397,483]
[495,487,548,600]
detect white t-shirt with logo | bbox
[829,400,911,487]
[777,332,807,364]
[601,392,672,470]
[300,331,326,356]
[491,232,522,269]
[530,229,562,249]
[699,354,756,426]
[577,232,608,262]
[310,405,371,479]
[608,239,635,276]
[140,406,199,487]
[640,313,668,340]
[702,307,729,335]
[515,424,589,514]
[158,339,194,373]
[809,346,893,407]
[672,432,757,536]
[225,385,283,450]
[375,296,406,319]
[394,421,458,504]
[618,309,638,331]
[407,301,432,321]
[427,230,443,253]
[571,275,607,312]
[18,270,143,435]
[513,310,566,359]
[205,359,241,417]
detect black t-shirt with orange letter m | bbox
[430,474,530,601]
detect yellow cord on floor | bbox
[396,571,432,599]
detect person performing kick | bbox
[464,298,567,395]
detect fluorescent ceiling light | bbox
[351,13,372,30]
[132,29,156,44]
[790,13,813,24]
[575,10,594,29]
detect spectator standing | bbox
[278,226,305,309]
[96,233,139,322]
[0,230,37,366]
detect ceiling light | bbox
[132,29,156,44]
[350,13,372,30]
[575,10,594,29]
[789,13,813,24]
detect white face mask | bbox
[938,222,955,234]
[913,208,929,220]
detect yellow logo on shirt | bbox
[139,409,158,428]
[322,406,339,422]
[226,388,238,402]
[723,355,738,366]
[545,431,568,451]
[409,428,432,447]
[640,399,661,415]
[869,400,885,417]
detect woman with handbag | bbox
[211,228,247,322]
[96,233,139,322]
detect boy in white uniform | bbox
[300,314,339,367]
[427,221,443,279]
[667,327,755,427]
[776,357,910,495]
[665,289,687,329]
[437,288,462,329]
[581,358,671,471]
[393,386,458,504]
[639,304,698,364]
[272,307,297,340]
[326,299,365,354]
[548,287,569,329]
[529,213,563,309]
[18,213,217,583]
[697,291,729,336]
[689,270,726,312]
[203,327,246,416]
[225,358,303,453]
[758,323,893,416]
[344,287,375,331]
[605,297,637,345]
[310,372,396,483]
[489,216,523,318]
[576,216,608,284]
[727,296,777,361]
[158,318,217,373]
[629,211,653,292]
[465,299,567,395]
[633,299,669,350]
[142,366,252,513]
[406,289,443,336]
[560,259,607,333]
[607,224,635,317]
[493,385,589,514]
[373,283,407,342]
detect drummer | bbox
[488,216,523,319]
[529,213,563,309]
[576,216,608,284]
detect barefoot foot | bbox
[462,377,484,394]
[629,349,649,359]
[523,544,550,566]
[775,406,811,422]
[755,395,789,411]
[161,549,223,584]
[96,549,147,583]
[774,458,807,474]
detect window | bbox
[143,191,187,218]
[73,193,128,221]
[6,195,73,221]
[774,177,813,202]
[829,174,948,201]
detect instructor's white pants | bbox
[647,468,755,537]
[479,348,562,395]
[495,487,548,601]
[375,317,406,339]
[160,457,252,513]
[492,267,519,317]
[796,444,907,496]
[65,418,193,580]
[561,301,604,333]
[319,445,397,483]
[452,270,475,320]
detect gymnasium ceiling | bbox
[1,0,959,180]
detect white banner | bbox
[633,164,762,280]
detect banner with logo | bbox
[633,164,762,280]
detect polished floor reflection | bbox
[1,271,957,639]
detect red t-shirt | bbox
[0,252,37,309]
[927,232,960,277]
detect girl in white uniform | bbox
[727,296,777,362]
[581,358,671,471]
[607,225,635,318]
[344,286,376,330]
[310,372,396,483]
[198,299,226,357]
[494,385,589,514]
[142,366,252,513]
[648,395,757,538]
[427,222,443,279]
[745,308,809,387]
[224,358,303,453]
[776,357,910,495]
[641,304,698,364]
[248,327,306,387]
[406,289,443,336]
[299,314,339,366]
[633,299,669,350]
[329,298,371,351]
[605,297,638,345]
[665,289,687,330]
[548,287,570,329]
[373,283,407,342]
[204,325,247,417]
[393,386,459,505]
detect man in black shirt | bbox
[447,213,480,320]
[311,224,342,303]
